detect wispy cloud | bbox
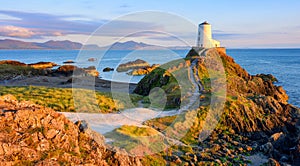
[0,10,101,39]
[0,25,35,38]
[0,25,64,38]
[0,10,167,41]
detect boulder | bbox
[83,66,99,77]
[88,58,97,62]
[103,67,114,72]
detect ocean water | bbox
[227,49,300,107]
[0,49,188,83]
[0,49,299,107]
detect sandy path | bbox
[62,108,179,134]
[62,49,208,137]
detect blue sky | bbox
[0,0,299,48]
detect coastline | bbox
[0,75,137,93]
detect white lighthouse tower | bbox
[197,21,220,48]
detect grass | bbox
[0,86,142,113]
[105,125,167,155]
[0,64,42,80]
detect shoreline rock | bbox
[134,48,300,165]
[63,60,75,64]
[54,65,99,77]
[103,67,114,72]
[28,62,58,69]
[117,59,150,72]
[0,60,27,66]
[128,64,159,76]
[88,58,97,62]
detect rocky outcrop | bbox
[28,62,58,69]
[83,66,100,77]
[0,60,27,66]
[103,67,114,72]
[0,94,141,165]
[128,64,160,76]
[54,65,99,77]
[117,59,150,72]
[63,60,75,64]
[0,60,57,69]
[134,48,300,165]
[88,58,97,62]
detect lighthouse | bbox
[197,21,220,48]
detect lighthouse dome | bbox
[200,21,210,25]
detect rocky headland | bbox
[0,48,299,165]
[133,48,300,165]
[116,59,150,72]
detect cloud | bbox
[0,25,65,39]
[0,10,167,40]
[0,10,101,39]
[0,25,35,38]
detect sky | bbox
[0,0,299,48]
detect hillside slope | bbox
[134,48,300,165]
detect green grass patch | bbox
[0,86,142,113]
[0,64,42,80]
[105,125,167,155]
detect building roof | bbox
[200,21,210,25]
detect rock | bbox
[54,65,99,77]
[56,65,78,75]
[238,147,244,152]
[83,66,99,77]
[103,67,114,72]
[246,146,253,151]
[28,62,57,69]
[116,59,150,72]
[172,155,182,164]
[0,60,27,66]
[0,95,142,165]
[279,155,289,162]
[88,58,97,62]
[211,144,221,153]
[75,120,89,132]
[269,132,284,142]
[215,159,222,164]
[128,64,160,76]
[256,74,278,82]
[268,158,280,166]
[45,129,58,139]
[0,94,17,102]
[63,60,75,64]
[260,142,273,154]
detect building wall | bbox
[197,24,212,48]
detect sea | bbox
[0,49,299,107]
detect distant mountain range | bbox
[0,39,190,50]
[0,39,82,50]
